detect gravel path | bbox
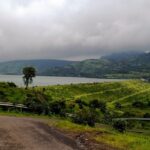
[0,116,77,150]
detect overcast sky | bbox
[0,0,150,61]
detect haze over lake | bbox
[0,75,124,87]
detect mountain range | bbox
[0,59,75,75]
[0,51,150,78]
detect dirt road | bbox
[0,116,77,150]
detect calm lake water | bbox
[0,75,124,86]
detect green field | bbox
[0,80,150,150]
[36,80,150,117]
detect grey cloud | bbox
[0,0,150,61]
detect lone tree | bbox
[23,67,36,89]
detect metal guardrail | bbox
[0,102,28,109]
[113,118,150,121]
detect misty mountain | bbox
[0,59,75,75]
[0,52,150,79]
[101,51,143,62]
[44,52,150,78]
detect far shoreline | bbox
[0,74,127,87]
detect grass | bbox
[50,119,150,150]
[95,132,150,150]
[37,80,150,116]
[0,110,149,150]
[47,117,150,150]
[0,80,150,150]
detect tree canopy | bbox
[23,67,36,89]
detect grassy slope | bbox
[0,80,150,150]
[35,80,150,116]
[1,80,150,115]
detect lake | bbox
[0,75,124,86]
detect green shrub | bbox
[115,102,122,109]
[89,99,100,108]
[50,100,66,116]
[89,99,106,113]
[103,111,113,124]
[75,99,87,109]
[143,113,150,118]
[132,101,145,108]
[126,120,136,129]
[25,92,50,115]
[122,111,136,117]
[73,108,98,127]
[7,82,17,88]
[113,120,127,133]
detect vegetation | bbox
[1,52,150,79]
[40,52,150,79]
[0,59,74,75]
[0,80,150,150]
[113,120,127,133]
[23,67,36,89]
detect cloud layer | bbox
[0,0,150,60]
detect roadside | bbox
[0,113,149,150]
[0,116,76,150]
[0,115,116,150]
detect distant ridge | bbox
[0,59,76,75]
[41,51,150,78]
[0,52,150,79]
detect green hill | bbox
[0,59,75,75]
[1,80,149,117]
[1,52,150,78]
[44,52,150,78]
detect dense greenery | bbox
[1,52,150,79]
[0,80,149,121]
[0,80,150,149]
[42,52,150,78]
[34,52,150,78]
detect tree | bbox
[23,67,36,89]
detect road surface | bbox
[0,116,77,150]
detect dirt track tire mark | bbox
[0,116,77,150]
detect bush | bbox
[103,111,113,124]
[126,120,136,129]
[113,120,127,133]
[75,99,87,109]
[132,101,145,108]
[122,111,136,117]
[143,113,150,118]
[50,100,66,116]
[73,108,98,127]
[89,99,100,108]
[115,102,122,109]
[25,92,50,115]
[7,82,17,88]
[99,101,106,113]
[89,99,106,113]
[0,91,6,99]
